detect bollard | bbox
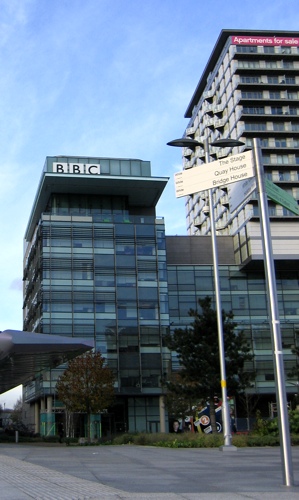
[15,430,19,443]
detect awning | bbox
[0,330,93,393]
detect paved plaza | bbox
[0,443,298,499]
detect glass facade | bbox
[168,263,299,398]
[23,157,170,435]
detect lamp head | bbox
[167,138,203,151]
[210,138,245,148]
[167,137,244,152]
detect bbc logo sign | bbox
[53,162,100,175]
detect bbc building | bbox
[23,30,299,436]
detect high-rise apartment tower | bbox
[182,30,299,265]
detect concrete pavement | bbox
[0,443,298,499]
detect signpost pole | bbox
[203,139,236,451]
[168,136,246,451]
[253,137,294,486]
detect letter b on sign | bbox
[54,163,65,173]
[53,162,67,173]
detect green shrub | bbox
[111,433,137,445]
[106,430,299,448]
[110,432,227,448]
[254,410,270,435]
[246,434,280,447]
[134,433,148,445]
[1,425,298,448]
[254,409,299,437]
[289,410,299,434]
[290,434,299,446]
[230,434,248,447]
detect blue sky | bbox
[1,0,299,406]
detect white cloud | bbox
[0,0,32,46]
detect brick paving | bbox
[0,445,298,500]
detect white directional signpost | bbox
[174,150,254,198]
[175,150,299,218]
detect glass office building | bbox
[23,156,170,435]
[166,236,299,416]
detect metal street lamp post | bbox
[253,137,293,486]
[167,136,244,451]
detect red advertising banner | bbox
[232,35,299,47]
